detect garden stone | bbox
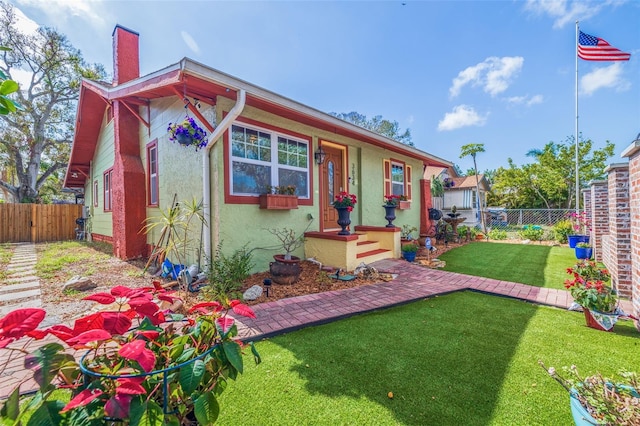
[62,275,96,292]
[243,285,263,301]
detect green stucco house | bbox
[64,25,452,272]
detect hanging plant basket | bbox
[167,116,208,151]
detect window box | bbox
[259,194,299,210]
[397,201,411,210]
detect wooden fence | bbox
[0,204,83,243]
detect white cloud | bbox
[12,6,39,34]
[524,0,612,29]
[580,62,630,95]
[449,57,524,98]
[15,0,107,29]
[437,105,488,131]
[506,94,544,106]
[181,31,200,55]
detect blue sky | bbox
[10,0,640,172]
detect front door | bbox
[321,145,346,231]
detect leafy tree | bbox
[460,143,486,231]
[490,137,614,209]
[330,111,413,146]
[0,2,105,203]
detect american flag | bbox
[578,31,631,61]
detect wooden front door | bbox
[321,145,346,231]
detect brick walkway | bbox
[231,258,632,338]
[0,258,634,399]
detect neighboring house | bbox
[424,166,490,228]
[64,25,452,272]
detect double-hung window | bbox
[93,180,99,207]
[147,141,159,206]
[104,168,113,211]
[383,159,412,200]
[230,123,309,198]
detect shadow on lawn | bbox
[271,291,538,425]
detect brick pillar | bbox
[588,182,607,262]
[111,26,146,260]
[420,179,433,237]
[621,135,640,330]
[605,164,631,297]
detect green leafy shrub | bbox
[401,243,419,253]
[488,229,507,240]
[553,219,573,243]
[519,225,544,241]
[203,244,254,302]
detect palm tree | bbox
[460,143,486,233]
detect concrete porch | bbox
[304,225,401,271]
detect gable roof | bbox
[65,58,452,187]
[450,174,491,191]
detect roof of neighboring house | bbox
[65,58,453,187]
[449,175,490,191]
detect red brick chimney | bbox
[111,25,146,260]
[112,25,140,85]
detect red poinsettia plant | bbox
[0,284,260,425]
[332,192,357,212]
[564,260,617,313]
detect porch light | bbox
[314,146,326,165]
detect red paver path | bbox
[1,259,635,399]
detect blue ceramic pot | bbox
[575,247,593,260]
[568,235,590,248]
[569,391,599,425]
[403,251,417,262]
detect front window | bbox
[230,124,309,197]
[391,163,405,196]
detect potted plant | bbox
[332,192,357,235]
[0,288,260,425]
[540,361,639,425]
[383,195,401,228]
[400,224,418,245]
[575,242,593,260]
[267,227,305,284]
[564,260,621,331]
[401,242,419,262]
[167,116,208,150]
[259,185,298,210]
[567,211,591,248]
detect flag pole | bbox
[575,20,580,213]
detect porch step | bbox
[356,248,393,264]
[356,240,380,254]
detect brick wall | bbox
[587,183,607,262]
[621,137,640,330]
[606,165,631,297]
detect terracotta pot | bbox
[269,255,302,285]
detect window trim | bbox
[223,116,313,206]
[103,168,113,212]
[146,139,159,207]
[383,158,412,202]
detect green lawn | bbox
[438,242,577,289]
[216,292,638,425]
